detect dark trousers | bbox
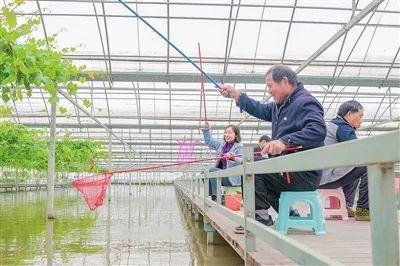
[255,171,320,212]
[320,167,368,209]
[343,180,360,206]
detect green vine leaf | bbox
[17,88,23,101]
[78,76,86,83]
[0,106,12,117]
[82,98,91,108]
[58,106,67,115]
[2,7,17,28]
[67,82,78,95]
[0,0,86,104]
[2,89,11,102]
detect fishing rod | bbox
[118,0,222,89]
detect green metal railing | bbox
[174,130,400,265]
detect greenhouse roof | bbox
[2,0,399,171]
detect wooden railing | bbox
[175,130,400,265]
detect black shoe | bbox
[255,214,274,226]
[289,209,300,217]
[210,195,225,205]
[234,225,244,234]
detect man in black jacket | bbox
[220,65,326,225]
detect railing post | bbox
[193,207,200,221]
[191,173,195,200]
[187,173,191,193]
[184,173,188,193]
[216,177,222,205]
[368,163,399,266]
[204,219,215,244]
[197,176,200,195]
[183,174,186,191]
[181,174,185,192]
[188,173,194,200]
[243,146,256,254]
[204,171,209,212]
[203,170,216,245]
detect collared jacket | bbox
[202,128,243,186]
[320,116,357,185]
[236,82,326,180]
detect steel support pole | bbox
[46,103,56,219]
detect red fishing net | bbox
[72,173,113,210]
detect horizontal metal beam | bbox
[88,72,400,88]
[30,86,400,97]
[31,0,400,15]
[21,122,397,131]
[16,96,398,106]
[17,11,400,28]
[66,54,400,69]
[18,115,400,124]
[17,9,400,28]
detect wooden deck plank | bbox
[190,192,295,265]
[178,187,400,265]
[204,207,296,265]
[289,219,376,265]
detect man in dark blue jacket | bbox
[220,65,326,226]
[319,100,369,221]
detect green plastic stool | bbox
[276,191,326,235]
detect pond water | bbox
[0,185,243,265]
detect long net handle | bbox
[109,146,302,175]
[111,155,224,174]
[118,0,221,89]
[198,42,208,124]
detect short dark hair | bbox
[258,134,271,143]
[266,65,297,86]
[337,100,364,118]
[225,124,241,143]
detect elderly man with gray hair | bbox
[319,100,369,221]
[219,65,326,226]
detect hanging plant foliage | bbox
[0,0,86,104]
[0,121,107,177]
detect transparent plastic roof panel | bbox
[1,0,399,170]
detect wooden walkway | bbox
[177,186,400,265]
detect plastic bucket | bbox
[225,194,242,211]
